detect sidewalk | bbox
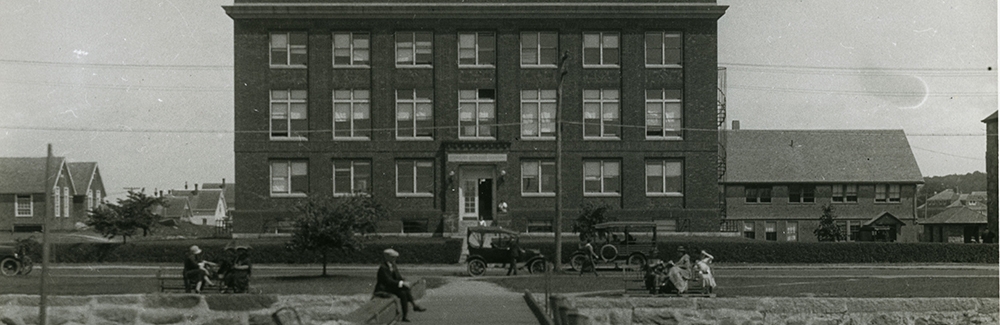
[406,279,538,324]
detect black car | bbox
[1,244,33,276]
[465,227,547,276]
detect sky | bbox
[0,0,996,200]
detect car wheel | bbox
[600,244,618,262]
[18,257,33,275]
[0,258,20,277]
[467,258,487,277]
[570,254,587,271]
[627,254,646,267]
[528,259,547,274]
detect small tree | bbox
[572,201,615,242]
[813,204,846,242]
[286,195,385,276]
[85,191,166,243]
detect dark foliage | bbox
[85,191,167,243]
[286,195,386,275]
[572,202,615,241]
[814,204,846,242]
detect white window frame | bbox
[395,31,433,68]
[396,89,434,140]
[645,89,683,140]
[269,32,307,68]
[458,89,496,139]
[333,160,372,197]
[332,32,370,68]
[831,184,858,203]
[583,160,621,196]
[62,187,70,218]
[520,89,557,140]
[582,31,619,68]
[458,32,495,68]
[875,184,901,203]
[270,160,308,197]
[86,189,93,211]
[333,89,371,140]
[521,160,556,197]
[520,31,558,67]
[94,190,101,207]
[53,186,60,218]
[786,221,798,242]
[15,194,32,217]
[765,221,777,241]
[645,159,683,197]
[270,89,308,140]
[396,160,434,197]
[645,31,682,68]
[582,89,620,139]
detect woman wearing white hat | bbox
[183,245,216,293]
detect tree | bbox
[85,191,167,243]
[813,204,846,242]
[286,195,385,276]
[572,201,615,241]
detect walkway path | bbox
[408,278,539,324]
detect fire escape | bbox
[717,67,728,223]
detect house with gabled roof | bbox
[922,206,987,243]
[151,196,194,224]
[169,184,227,227]
[0,157,105,232]
[720,129,924,242]
[202,180,235,217]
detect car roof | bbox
[594,221,657,229]
[467,226,520,235]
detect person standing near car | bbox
[578,236,599,277]
[506,239,521,276]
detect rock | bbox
[94,307,138,324]
[205,294,277,311]
[143,295,202,309]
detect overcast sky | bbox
[0,0,996,199]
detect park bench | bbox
[622,267,715,297]
[155,268,224,293]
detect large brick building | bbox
[224,0,728,235]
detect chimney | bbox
[222,178,226,187]
[195,184,199,191]
[185,182,188,190]
[732,120,740,130]
[160,190,164,197]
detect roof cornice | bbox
[224,3,728,20]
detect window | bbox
[53,187,60,218]
[521,160,555,195]
[583,89,620,138]
[458,89,496,138]
[875,184,901,203]
[788,184,816,203]
[333,160,371,196]
[458,32,495,66]
[270,90,308,139]
[848,221,860,241]
[786,222,797,242]
[94,190,101,207]
[765,222,777,241]
[86,190,93,211]
[270,160,308,196]
[645,89,683,139]
[583,160,620,195]
[520,32,558,66]
[520,89,557,139]
[832,184,858,203]
[745,185,772,203]
[15,195,31,217]
[645,160,683,196]
[396,160,434,196]
[62,187,70,218]
[645,32,682,67]
[396,89,434,139]
[742,222,755,239]
[720,220,739,232]
[395,32,433,67]
[270,32,307,67]
[582,32,619,67]
[333,90,370,139]
[333,32,370,67]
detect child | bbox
[693,249,716,293]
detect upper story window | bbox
[271,90,308,140]
[333,32,370,67]
[745,185,772,203]
[583,89,620,139]
[583,160,620,196]
[333,160,371,196]
[271,160,308,196]
[875,184,901,203]
[832,184,858,203]
[645,160,683,196]
[396,89,434,139]
[333,89,370,139]
[520,32,558,67]
[15,195,32,217]
[645,89,683,139]
[86,190,93,211]
[62,187,70,218]
[396,160,434,196]
[396,31,433,67]
[270,32,307,68]
[521,89,557,139]
[522,160,555,196]
[788,184,816,203]
[583,32,619,67]
[52,186,60,218]
[458,32,495,67]
[645,31,682,67]
[459,89,496,139]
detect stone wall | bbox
[0,294,368,325]
[565,296,999,325]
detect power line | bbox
[729,85,996,98]
[910,145,985,161]
[720,62,995,76]
[0,79,232,92]
[0,59,232,71]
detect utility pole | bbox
[554,51,570,273]
[40,144,52,325]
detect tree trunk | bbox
[322,250,328,276]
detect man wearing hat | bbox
[374,248,426,322]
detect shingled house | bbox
[0,157,106,232]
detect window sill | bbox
[874,201,901,204]
[521,136,556,141]
[583,137,620,141]
[271,193,308,198]
[270,65,307,69]
[458,137,497,141]
[582,64,620,69]
[15,215,33,218]
[522,193,556,197]
[333,137,370,141]
[584,193,621,197]
[396,137,434,141]
[645,136,684,141]
[521,64,557,69]
[396,193,434,198]
[646,192,683,197]
[744,202,772,204]
[645,64,683,69]
[396,65,433,69]
[270,137,308,141]
[334,193,372,198]
[459,64,495,69]
[333,65,370,69]
[831,201,859,204]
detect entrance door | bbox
[459,167,495,222]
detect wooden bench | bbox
[622,267,715,298]
[155,268,224,293]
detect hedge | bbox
[36,238,999,264]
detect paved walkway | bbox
[407,278,539,324]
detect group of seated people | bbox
[642,246,716,294]
[183,245,253,293]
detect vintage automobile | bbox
[570,221,658,271]
[465,226,548,276]
[0,244,33,277]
